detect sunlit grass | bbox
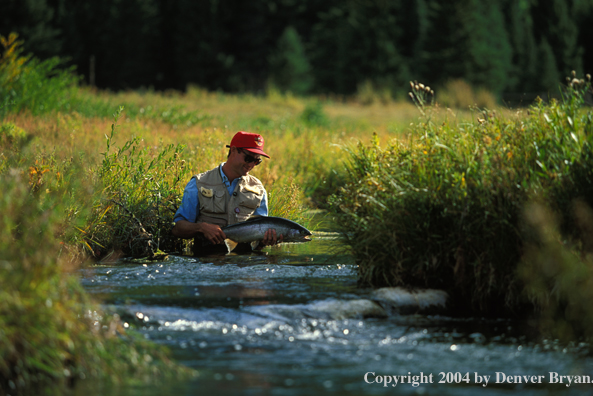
[329,74,593,332]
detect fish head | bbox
[283,226,312,243]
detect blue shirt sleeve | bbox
[174,178,199,223]
[255,189,269,216]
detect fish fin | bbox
[224,239,238,253]
[250,241,261,251]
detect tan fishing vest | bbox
[194,164,265,229]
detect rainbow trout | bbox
[221,216,312,252]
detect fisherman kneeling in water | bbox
[172,131,281,255]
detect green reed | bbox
[0,33,80,118]
[0,146,194,395]
[329,73,593,319]
[83,106,193,259]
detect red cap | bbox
[226,131,270,158]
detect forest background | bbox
[2,0,593,102]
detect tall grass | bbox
[329,73,593,318]
[436,79,497,109]
[0,147,193,394]
[0,33,80,117]
[82,106,192,259]
[0,33,199,393]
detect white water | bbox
[77,234,593,395]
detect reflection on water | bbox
[77,232,593,395]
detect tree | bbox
[309,0,412,95]
[501,0,539,92]
[269,26,314,95]
[465,0,513,94]
[0,0,62,58]
[532,0,583,78]
[417,0,475,87]
[537,38,561,95]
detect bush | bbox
[436,79,497,109]
[519,201,593,342]
[0,148,193,394]
[0,122,28,149]
[300,100,329,127]
[0,33,80,117]
[83,107,192,259]
[329,75,593,317]
[355,80,392,105]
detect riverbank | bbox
[328,75,593,339]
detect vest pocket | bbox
[233,189,262,222]
[238,190,262,210]
[200,189,226,214]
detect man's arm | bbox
[172,220,227,245]
[173,178,228,244]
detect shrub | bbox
[83,107,192,259]
[0,33,80,117]
[0,122,28,148]
[0,148,193,394]
[436,79,497,109]
[300,100,329,127]
[519,201,593,341]
[329,75,593,317]
[356,80,392,105]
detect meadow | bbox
[2,32,593,393]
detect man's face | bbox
[229,147,261,176]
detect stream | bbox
[76,232,593,395]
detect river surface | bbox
[76,232,593,395]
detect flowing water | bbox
[76,233,593,395]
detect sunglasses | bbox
[238,148,262,165]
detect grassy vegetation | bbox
[328,73,593,330]
[0,33,435,393]
[4,28,593,393]
[0,156,194,394]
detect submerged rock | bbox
[306,299,388,320]
[248,298,387,320]
[371,287,449,315]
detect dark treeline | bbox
[2,0,592,99]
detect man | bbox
[172,131,280,255]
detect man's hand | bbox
[172,220,226,244]
[199,222,226,245]
[254,228,284,250]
